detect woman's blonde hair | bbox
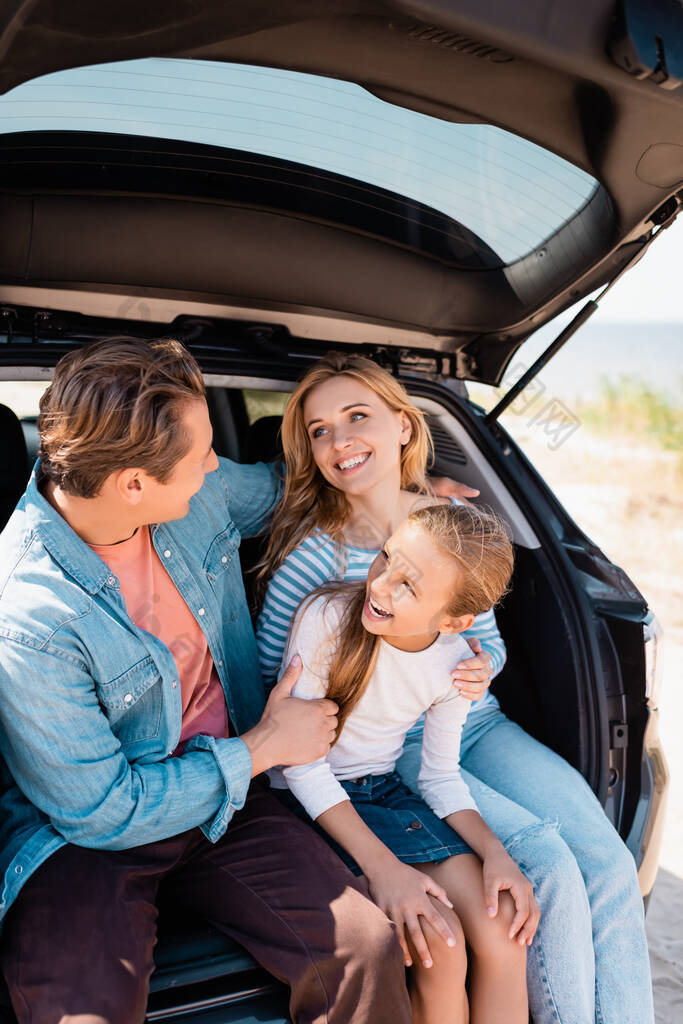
[309,503,514,741]
[254,351,434,596]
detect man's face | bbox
[137,399,219,523]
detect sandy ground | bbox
[500,416,683,1023]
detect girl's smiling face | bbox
[303,376,411,496]
[361,519,475,651]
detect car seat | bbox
[0,404,30,530]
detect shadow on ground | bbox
[646,867,683,1023]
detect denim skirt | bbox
[274,770,472,876]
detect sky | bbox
[593,215,683,323]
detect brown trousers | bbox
[1,783,411,1024]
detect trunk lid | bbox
[0,0,681,383]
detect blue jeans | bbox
[396,706,653,1024]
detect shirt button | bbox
[218,660,223,668]
[408,820,423,831]
[163,549,172,559]
[198,607,205,616]
[221,556,227,564]
[107,575,116,586]
[172,680,178,689]
[14,865,22,875]
[123,693,133,705]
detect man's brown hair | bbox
[39,336,205,498]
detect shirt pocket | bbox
[97,657,163,746]
[203,523,242,620]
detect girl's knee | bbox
[411,901,467,977]
[468,893,526,962]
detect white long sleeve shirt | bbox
[269,595,478,822]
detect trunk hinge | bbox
[485,196,681,425]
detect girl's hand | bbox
[451,638,493,701]
[429,476,480,505]
[366,859,458,968]
[482,848,540,946]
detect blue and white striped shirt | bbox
[256,526,506,716]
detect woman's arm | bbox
[438,496,507,693]
[460,607,507,680]
[256,538,334,686]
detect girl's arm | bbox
[278,597,352,817]
[417,669,479,819]
[316,799,458,969]
[419,681,539,946]
[443,809,539,946]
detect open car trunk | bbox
[0,2,673,1018]
[0,360,652,1020]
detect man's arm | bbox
[0,639,335,850]
[217,458,284,539]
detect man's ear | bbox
[115,468,145,506]
[438,612,476,635]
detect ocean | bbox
[495,319,682,405]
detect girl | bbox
[272,503,533,1024]
[255,352,653,1024]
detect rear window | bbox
[0,58,599,267]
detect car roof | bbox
[0,0,681,384]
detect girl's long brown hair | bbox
[253,351,434,600]
[307,503,514,742]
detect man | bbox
[0,336,414,1024]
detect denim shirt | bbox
[0,457,281,926]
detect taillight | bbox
[644,615,664,709]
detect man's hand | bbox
[429,476,480,505]
[451,638,493,701]
[365,858,458,968]
[482,847,540,946]
[241,656,339,776]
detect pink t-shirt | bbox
[90,526,229,751]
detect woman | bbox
[255,352,653,1024]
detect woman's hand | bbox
[429,476,480,505]
[365,859,458,968]
[451,638,493,701]
[482,847,540,946]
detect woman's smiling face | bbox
[302,375,411,496]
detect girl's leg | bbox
[397,736,595,1024]
[460,713,654,1024]
[414,856,527,1024]
[403,892,468,1024]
